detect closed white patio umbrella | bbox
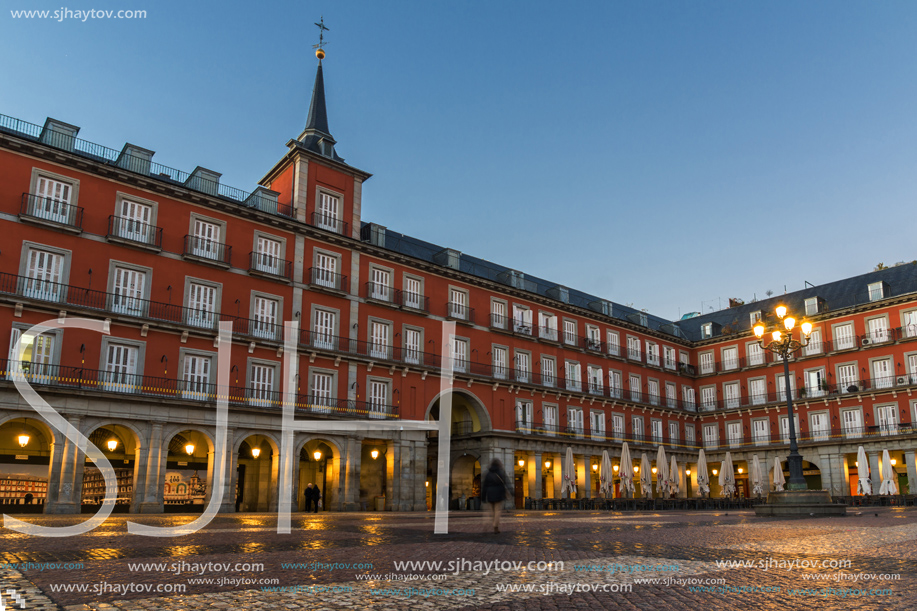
[668,455,680,497]
[879,449,898,495]
[751,454,764,498]
[600,450,614,498]
[696,449,710,497]
[561,447,577,498]
[719,452,736,497]
[773,457,786,492]
[640,453,652,497]
[856,446,872,495]
[620,443,635,498]
[655,445,669,497]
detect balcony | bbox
[107,215,162,250]
[537,325,558,342]
[398,290,429,313]
[183,235,231,267]
[490,313,510,332]
[310,212,348,236]
[446,302,474,324]
[308,267,348,293]
[364,281,394,304]
[513,319,533,336]
[584,337,604,353]
[248,252,293,281]
[20,193,83,232]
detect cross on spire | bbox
[313,16,329,57]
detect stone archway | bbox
[160,429,215,514]
[235,433,280,512]
[425,389,493,435]
[79,423,143,514]
[0,416,56,514]
[295,437,341,512]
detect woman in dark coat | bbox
[481,459,511,533]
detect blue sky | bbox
[3,1,917,320]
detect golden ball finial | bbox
[315,48,325,60]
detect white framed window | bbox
[251,295,280,340]
[316,190,341,232]
[833,322,855,351]
[565,361,582,392]
[543,404,558,435]
[700,386,717,411]
[111,265,147,316]
[310,371,335,412]
[606,330,620,356]
[186,281,218,329]
[645,341,659,366]
[837,363,859,393]
[632,415,644,440]
[515,400,533,428]
[627,336,641,360]
[541,356,556,387]
[867,282,884,302]
[724,382,740,408]
[103,343,139,393]
[249,362,276,407]
[871,358,893,389]
[841,409,862,438]
[700,352,714,374]
[312,308,337,350]
[776,372,796,401]
[805,297,819,316]
[682,386,696,410]
[749,377,766,405]
[647,379,660,405]
[567,407,584,437]
[804,329,823,356]
[866,317,889,344]
[701,323,713,339]
[587,365,603,394]
[747,342,764,366]
[590,411,605,440]
[562,319,577,345]
[752,419,769,445]
[608,370,622,398]
[749,311,762,326]
[685,425,695,444]
[449,288,469,320]
[33,174,74,224]
[7,327,58,380]
[664,346,676,369]
[665,382,677,408]
[722,346,738,370]
[181,353,212,400]
[403,275,424,310]
[803,368,826,398]
[703,424,718,448]
[22,247,64,302]
[810,412,829,441]
[116,198,154,244]
[370,320,392,360]
[515,351,531,383]
[586,325,601,351]
[512,304,532,335]
[370,267,392,301]
[493,345,508,379]
[909,353,917,385]
[629,374,641,402]
[491,299,507,329]
[450,336,469,372]
[668,421,679,443]
[190,218,222,260]
[902,310,917,339]
[727,422,742,448]
[253,235,283,276]
[611,414,624,439]
[651,419,663,443]
[404,327,422,365]
[367,378,390,418]
[313,251,339,289]
[876,404,898,435]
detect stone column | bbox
[219,428,238,513]
[44,433,65,513]
[868,451,882,493]
[341,436,361,511]
[411,439,428,511]
[577,455,589,499]
[138,421,164,513]
[552,457,563,498]
[823,452,850,496]
[53,414,82,514]
[269,451,281,512]
[528,453,542,501]
[904,450,917,494]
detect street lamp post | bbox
[753,305,813,491]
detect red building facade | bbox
[0,60,915,514]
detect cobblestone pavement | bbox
[1,508,916,610]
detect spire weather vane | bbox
[313,16,329,59]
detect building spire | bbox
[298,17,340,160]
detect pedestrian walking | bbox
[304,483,317,512]
[482,458,511,534]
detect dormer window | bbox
[868,282,884,302]
[749,311,762,326]
[805,297,819,315]
[701,323,713,339]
